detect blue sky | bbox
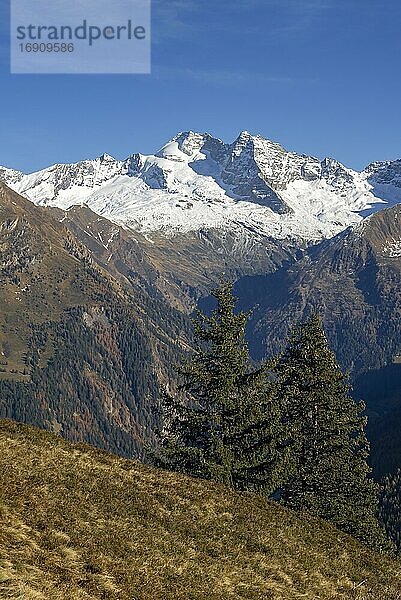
[0,0,400,172]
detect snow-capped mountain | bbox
[0,166,24,187]
[2,131,401,242]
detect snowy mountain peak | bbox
[321,156,341,170]
[230,130,255,155]
[154,132,213,162]
[234,129,254,142]
[233,130,271,145]
[1,132,401,243]
[173,131,212,155]
[99,152,117,163]
[365,159,401,187]
[0,166,24,186]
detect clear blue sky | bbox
[0,0,400,173]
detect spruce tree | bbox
[153,281,285,494]
[276,314,388,550]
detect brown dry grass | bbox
[1,419,401,599]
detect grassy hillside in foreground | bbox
[1,420,401,600]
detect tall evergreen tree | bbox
[276,314,389,550]
[152,281,285,494]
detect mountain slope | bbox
[0,182,190,457]
[48,204,297,309]
[1,419,401,600]
[233,203,401,375]
[2,131,401,243]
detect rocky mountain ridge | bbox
[2,131,401,243]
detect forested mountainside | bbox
[2,419,401,600]
[354,363,401,478]
[0,183,190,458]
[231,203,401,376]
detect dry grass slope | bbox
[1,419,401,600]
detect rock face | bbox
[2,131,401,243]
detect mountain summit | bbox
[1,132,401,241]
